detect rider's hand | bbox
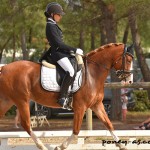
[76,48,83,56]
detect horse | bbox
[0,43,134,150]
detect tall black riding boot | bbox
[57,72,74,110]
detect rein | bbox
[83,55,109,84]
[85,56,109,71]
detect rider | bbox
[43,2,83,109]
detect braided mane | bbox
[86,43,123,57]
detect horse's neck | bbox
[85,57,110,86]
[84,44,124,88]
[89,50,113,71]
[85,48,116,86]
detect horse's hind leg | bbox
[91,102,127,150]
[18,102,48,150]
[0,98,14,118]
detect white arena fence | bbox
[0,130,150,150]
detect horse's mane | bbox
[86,43,123,57]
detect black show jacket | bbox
[46,19,76,62]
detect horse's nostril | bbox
[129,81,132,84]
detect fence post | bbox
[86,108,92,130]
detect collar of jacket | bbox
[47,18,56,24]
[47,18,62,32]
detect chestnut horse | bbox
[0,43,133,150]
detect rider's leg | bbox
[57,57,75,77]
[57,57,75,109]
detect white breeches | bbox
[57,57,75,77]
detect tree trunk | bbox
[28,28,32,49]
[91,31,95,50]
[21,30,29,60]
[128,9,150,99]
[12,33,16,62]
[91,21,95,50]
[0,36,12,63]
[78,22,84,50]
[100,21,107,45]
[99,1,116,43]
[99,0,121,120]
[0,50,4,63]
[122,23,129,44]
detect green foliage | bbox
[5,105,16,116]
[30,49,44,62]
[132,90,150,111]
[133,101,148,111]
[0,0,150,62]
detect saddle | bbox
[40,54,83,93]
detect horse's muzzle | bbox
[116,70,132,82]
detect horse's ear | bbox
[127,43,134,56]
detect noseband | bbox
[115,45,134,81]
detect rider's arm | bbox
[46,23,76,53]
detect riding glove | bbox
[76,48,83,56]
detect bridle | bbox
[85,44,134,81]
[113,45,134,81]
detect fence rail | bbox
[0,130,150,150]
[104,82,150,88]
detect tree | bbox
[0,0,48,62]
[128,8,150,98]
[98,0,122,120]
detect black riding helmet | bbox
[44,2,65,17]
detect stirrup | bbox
[57,97,72,111]
[62,99,72,111]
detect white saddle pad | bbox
[41,66,82,93]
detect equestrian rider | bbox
[43,2,83,109]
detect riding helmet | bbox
[44,2,65,17]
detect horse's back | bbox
[0,61,41,92]
[1,61,40,75]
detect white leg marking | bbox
[56,133,77,149]
[110,130,127,150]
[30,130,48,150]
[62,133,77,148]
[110,130,120,142]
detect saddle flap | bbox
[41,55,83,86]
[40,66,82,93]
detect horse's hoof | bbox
[119,146,128,150]
[116,143,127,150]
[120,148,128,150]
[37,145,48,150]
[54,144,67,150]
[40,146,48,150]
[54,146,61,150]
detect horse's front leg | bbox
[55,107,86,150]
[91,102,127,150]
